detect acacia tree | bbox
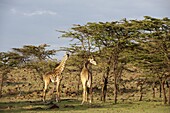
[59,17,170,104]
[134,16,170,104]
[0,44,57,97]
[12,44,57,75]
[89,20,140,104]
[0,52,24,97]
[60,19,140,104]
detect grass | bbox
[0,68,169,113]
[0,98,169,113]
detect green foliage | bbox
[12,44,56,61]
[58,17,170,104]
[134,17,170,77]
[0,52,24,68]
[0,44,58,75]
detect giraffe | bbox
[80,58,97,105]
[42,53,69,102]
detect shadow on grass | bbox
[0,99,107,112]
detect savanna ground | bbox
[0,68,169,113]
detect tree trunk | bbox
[100,55,111,102]
[0,69,10,98]
[168,85,170,105]
[162,80,167,104]
[113,50,119,104]
[101,65,110,102]
[114,75,118,104]
[0,73,4,97]
[77,74,80,99]
[152,82,156,98]
[101,75,108,102]
[159,82,162,98]
[139,85,143,101]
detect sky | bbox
[0,0,170,59]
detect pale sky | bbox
[0,0,169,58]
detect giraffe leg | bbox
[85,88,88,102]
[50,82,56,100]
[56,81,61,102]
[89,86,93,104]
[87,76,92,104]
[43,80,49,102]
[81,88,86,105]
[52,82,56,93]
[81,82,87,105]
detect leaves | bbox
[58,16,170,80]
[0,44,57,75]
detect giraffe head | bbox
[88,58,97,65]
[63,52,69,60]
[65,52,70,58]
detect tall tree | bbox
[60,19,140,104]
[134,16,170,104]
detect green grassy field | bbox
[0,98,170,113]
[0,68,169,113]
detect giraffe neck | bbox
[84,60,90,69]
[54,55,68,74]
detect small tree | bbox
[12,44,57,75]
[0,52,24,97]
